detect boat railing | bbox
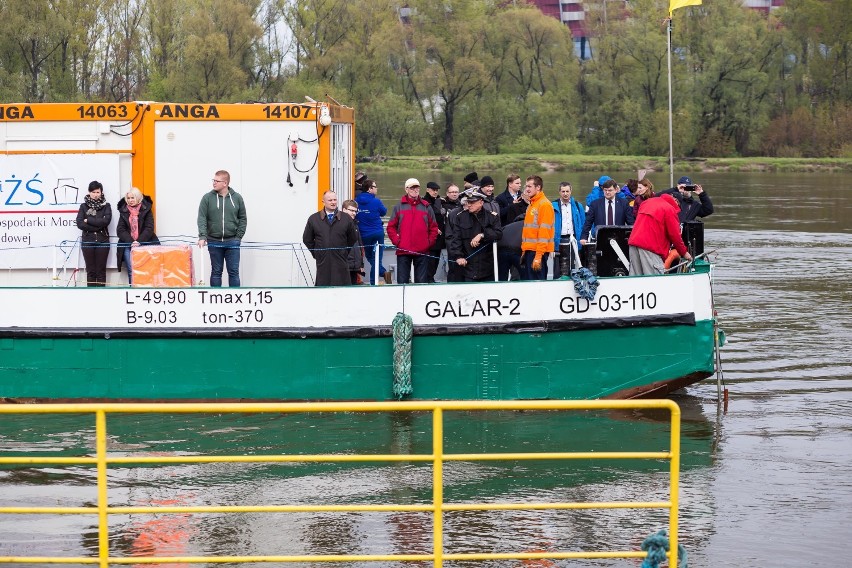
[0,400,681,567]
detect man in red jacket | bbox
[628,194,692,275]
[387,178,439,283]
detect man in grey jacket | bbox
[197,170,248,287]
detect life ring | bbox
[664,249,680,270]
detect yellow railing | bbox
[0,400,681,566]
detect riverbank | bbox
[358,154,852,174]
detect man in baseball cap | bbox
[386,178,438,283]
[661,176,714,222]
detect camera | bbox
[684,184,696,191]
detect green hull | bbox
[0,320,714,401]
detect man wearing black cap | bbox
[661,176,714,222]
[447,190,503,282]
[423,181,446,282]
[478,175,500,216]
[463,171,478,190]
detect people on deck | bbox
[302,190,358,286]
[551,182,585,279]
[355,178,387,285]
[478,176,500,215]
[342,199,365,285]
[585,175,612,208]
[631,178,656,216]
[520,175,555,281]
[447,190,503,282]
[463,171,479,191]
[423,181,446,282]
[116,187,159,285]
[496,174,522,225]
[386,178,439,284]
[628,193,692,275]
[76,180,112,287]
[497,185,531,281]
[442,184,465,283]
[661,176,714,222]
[579,179,635,246]
[197,170,247,287]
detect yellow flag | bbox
[669,0,702,16]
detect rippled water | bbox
[2,173,851,567]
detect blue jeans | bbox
[520,251,550,281]
[361,232,386,285]
[396,254,430,284]
[208,239,241,287]
[123,247,133,285]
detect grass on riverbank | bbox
[359,154,852,174]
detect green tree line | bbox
[1,0,850,158]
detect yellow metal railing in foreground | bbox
[0,400,681,567]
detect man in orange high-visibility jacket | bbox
[520,175,555,280]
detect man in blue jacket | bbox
[551,182,586,278]
[579,179,635,245]
[661,176,714,222]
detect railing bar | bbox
[0,399,681,414]
[0,451,671,466]
[95,410,109,568]
[432,407,444,568]
[443,501,672,511]
[670,402,682,568]
[0,501,671,515]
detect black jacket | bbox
[303,210,359,286]
[447,208,503,281]
[422,193,446,250]
[76,201,112,242]
[661,188,714,222]
[116,196,160,272]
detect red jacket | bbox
[627,195,688,259]
[386,195,438,255]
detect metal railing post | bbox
[95,410,110,568]
[432,407,444,568]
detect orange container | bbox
[131,245,193,287]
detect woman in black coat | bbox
[116,187,159,285]
[75,180,112,286]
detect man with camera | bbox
[661,176,714,222]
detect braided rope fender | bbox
[392,312,413,399]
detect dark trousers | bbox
[361,232,385,285]
[82,238,109,287]
[426,249,441,283]
[552,242,578,279]
[447,260,465,282]
[396,254,430,284]
[208,239,241,287]
[497,248,522,281]
[520,251,550,281]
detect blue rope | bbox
[641,530,687,568]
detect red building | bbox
[527,0,784,60]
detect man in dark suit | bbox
[579,179,635,245]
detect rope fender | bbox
[641,529,687,568]
[392,312,413,399]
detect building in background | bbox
[527,0,784,61]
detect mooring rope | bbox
[641,530,687,568]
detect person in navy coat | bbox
[579,179,635,245]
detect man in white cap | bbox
[386,178,439,283]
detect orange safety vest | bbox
[521,191,555,257]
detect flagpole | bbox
[667,16,674,189]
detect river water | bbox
[1,172,850,566]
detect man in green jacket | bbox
[197,170,248,287]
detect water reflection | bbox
[0,407,714,564]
